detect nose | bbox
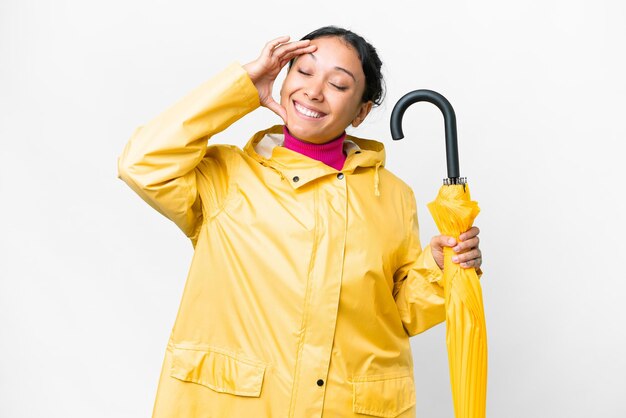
[304,77,324,101]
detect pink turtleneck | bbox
[282,126,347,171]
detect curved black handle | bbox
[390,89,460,180]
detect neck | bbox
[282,126,347,171]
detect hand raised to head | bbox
[243,36,317,123]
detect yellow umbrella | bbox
[391,91,487,418]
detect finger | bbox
[431,235,456,250]
[278,44,317,62]
[265,98,287,123]
[461,255,482,268]
[459,226,479,241]
[452,249,481,264]
[272,38,311,53]
[273,42,316,64]
[459,226,480,241]
[261,36,291,59]
[266,35,291,52]
[278,47,317,69]
[453,236,479,253]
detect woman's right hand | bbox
[243,36,317,123]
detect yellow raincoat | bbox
[118,63,448,418]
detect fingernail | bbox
[453,246,460,252]
[452,256,459,262]
[448,238,456,245]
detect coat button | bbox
[317,379,324,386]
[292,176,300,182]
[337,173,344,180]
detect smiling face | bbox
[280,36,373,144]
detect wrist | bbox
[242,63,258,84]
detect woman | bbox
[119,26,482,418]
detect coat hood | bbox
[244,124,386,196]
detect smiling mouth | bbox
[294,101,326,119]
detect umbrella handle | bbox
[390,89,461,181]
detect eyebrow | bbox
[307,53,356,81]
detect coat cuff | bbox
[422,244,444,284]
[230,62,261,110]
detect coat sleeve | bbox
[117,63,260,245]
[392,189,446,337]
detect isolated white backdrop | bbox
[1,1,625,417]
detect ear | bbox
[351,101,373,127]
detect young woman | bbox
[119,26,482,418]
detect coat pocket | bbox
[170,344,266,397]
[352,372,416,417]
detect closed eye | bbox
[331,83,348,91]
[298,69,311,76]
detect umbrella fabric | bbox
[427,183,486,418]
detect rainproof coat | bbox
[118,63,449,418]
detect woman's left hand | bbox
[430,226,482,271]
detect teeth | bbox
[295,102,323,118]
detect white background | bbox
[1,1,625,417]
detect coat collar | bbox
[243,125,386,191]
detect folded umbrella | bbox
[391,90,487,418]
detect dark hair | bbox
[291,26,385,107]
